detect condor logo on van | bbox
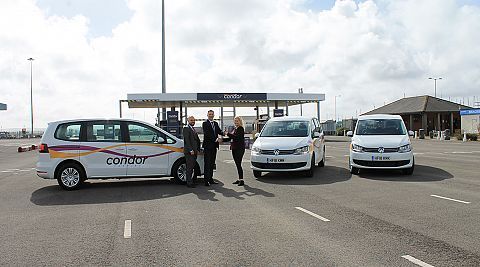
[106,155,147,165]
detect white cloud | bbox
[1,0,479,130]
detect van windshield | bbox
[260,121,309,137]
[355,119,406,135]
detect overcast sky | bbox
[1,0,480,130]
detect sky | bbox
[1,0,480,130]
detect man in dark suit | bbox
[202,110,223,186]
[183,116,200,188]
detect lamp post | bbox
[298,88,303,116]
[161,0,166,121]
[334,95,341,122]
[27,57,34,137]
[428,77,442,98]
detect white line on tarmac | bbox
[124,220,132,238]
[295,207,330,222]
[430,194,471,204]
[401,255,435,267]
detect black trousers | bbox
[232,148,245,179]
[204,147,217,181]
[185,154,197,185]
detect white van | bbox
[250,116,325,178]
[36,119,204,190]
[347,114,414,175]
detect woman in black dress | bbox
[228,116,246,186]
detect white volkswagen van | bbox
[348,114,414,175]
[36,119,204,190]
[250,116,325,178]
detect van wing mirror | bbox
[254,133,260,139]
[408,130,414,137]
[347,131,354,137]
[313,132,320,138]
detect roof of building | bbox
[124,92,325,108]
[363,95,471,115]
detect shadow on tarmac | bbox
[30,178,275,206]
[357,164,454,182]
[257,166,351,185]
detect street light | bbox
[298,88,303,116]
[27,57,34,138]
[161,0,166,121]
[334,95,341,122]
[428,77,442,98]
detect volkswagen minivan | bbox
[348,114,414,175]
[250,116,325,177]
[36,119,204,190]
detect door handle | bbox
[113,148,124,151]
[129,148,138,151]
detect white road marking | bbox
[124,220,132,238]
[295,207,330,222]
[401,255,435,267]
[430,194,470,204]
[413,153,424,155]
[447,151,473,154]
[325,156,336,159]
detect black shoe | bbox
[237,180,244,186]
[204,181,210,186]
[209,180,219,184]
[233,180,240,184]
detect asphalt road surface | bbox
[0,137,479,266]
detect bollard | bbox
[463,132,467,142]
[414,131,418,139]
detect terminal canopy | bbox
[124,93,325,108]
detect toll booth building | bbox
[120,93,325,136]
[363,95,471,134]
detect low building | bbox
[320,120,336,135]
[363,95,471,133]
[460,109,480,134]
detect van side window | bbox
[55,123,81,141]
[86,122,122,142]
[127,123,175,144]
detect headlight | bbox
[251,146,261,154]
[398,144,412,153]
[351,143,364,152]
[294,146,310,155]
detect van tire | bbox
[304,155,315,177]
[56,162,85,190]
[253,170,262,178]
[318,147,325,167]
[172,159,187,184]
[402,159,414,175]
[349,161,360,175]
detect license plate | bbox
[372,156,390,161]
[267,158,285,163]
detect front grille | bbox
[251,162,307,169]
[260,149,295,155]
[363,147,399,153]
[353,159,410,167]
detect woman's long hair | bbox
[234,116,244,128]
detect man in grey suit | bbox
[183,116,201,188]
